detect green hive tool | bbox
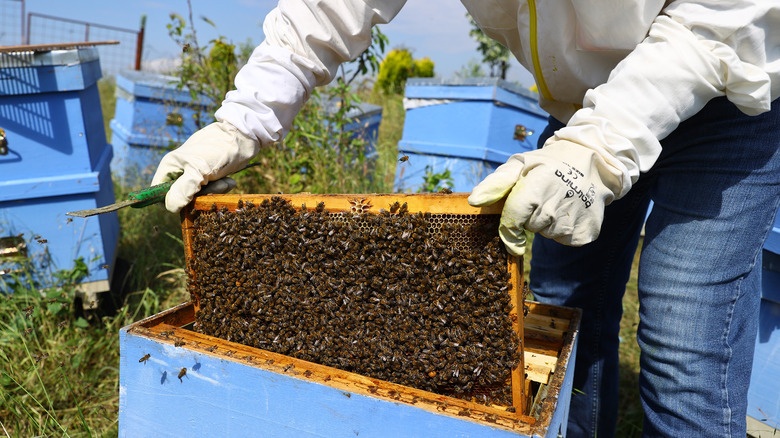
[66,181,176,217]
[66,163,262,218]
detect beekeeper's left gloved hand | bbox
[468,139,625,256]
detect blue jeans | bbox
[529,96,780,437]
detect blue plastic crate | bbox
[110,70,212,184]
[394,78,548,193]
[0,47,118,305]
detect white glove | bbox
[468,140,624,256]
[151,120,260,213]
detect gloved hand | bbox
[468,140,624,256]
[151,120,261,213]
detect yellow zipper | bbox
[528,0,553,101]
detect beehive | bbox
[0,45,118,304]
[394,78,548,193]
[119,193,580,437]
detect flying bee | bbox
[23,327,33,336]
[178,367,187,382]
[57,320,68,329]
[182,43,191,53]
[36,238,47,244]
[33,353,49,363]
[399,154,410,163]
[139,354,150,364]
[66,217,73,224]
[100,264,110,270]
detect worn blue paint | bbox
[120,329,541,438]
[394,78,548,193]
[0,48,117,290]
[546,334,578,438]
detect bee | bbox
[399,154,410,163]
[36,238,47,244]
[66,217,73,224]
[57,320,68,329]
[33,353,49,363]
[139,354,150,364]
[182,43,191,53]
[159,330,174,338]
[205,345,216,353]
[174,340,186,347]
[439,188,453,194]
[22,305,34,319]
[178,367,187,382]
[23,327,34,336]
[100,264,110,270]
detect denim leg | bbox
[530,118,652,437]
[637,97,780,437]
[529,97,780,437]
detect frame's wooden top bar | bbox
[189,193,504,215]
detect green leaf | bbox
[73,318,89,328]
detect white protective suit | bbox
[154,0,779,252]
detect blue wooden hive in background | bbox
[109,70,212,185]
[109,72,384,187]
[394,78,548,193]
[0,45,118,308]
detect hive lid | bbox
[0,44,105,94]
[404,78,546,118]
[115,70,214,106]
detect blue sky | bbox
[15,0,533,85]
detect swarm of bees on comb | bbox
[190,196,519,405]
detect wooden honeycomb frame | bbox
[177,193,578,427]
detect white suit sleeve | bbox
[552,0,779,198]
[215,0,406,146]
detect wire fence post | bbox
[135,15,146,71]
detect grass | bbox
[0,77,646,436]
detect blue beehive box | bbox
[120,300,579,438]
[747,209,780,434]
[110,70,212,185]
[0,46,118,307]
[325,99,383,159]
[394,78,548,193]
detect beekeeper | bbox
[152,1,780,436]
